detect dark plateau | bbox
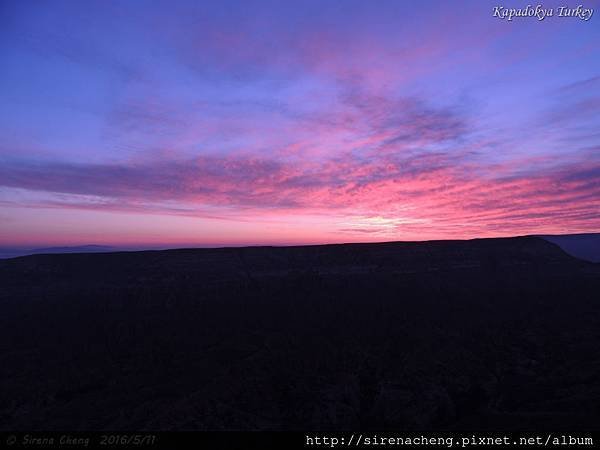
[1,236,599,431]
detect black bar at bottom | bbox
[0,431,598,449]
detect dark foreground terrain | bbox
[1,237,599,431]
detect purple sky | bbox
[1,0,599,247]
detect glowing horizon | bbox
[1,0,599,247]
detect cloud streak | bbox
[1,147,598,239]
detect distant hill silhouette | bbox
[0,236,599,431]
[541,233,600,262]
[31,244,115,254]
[0,244,115,259]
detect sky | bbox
[1,0,599,247]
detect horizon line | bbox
[1,231,598,253]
